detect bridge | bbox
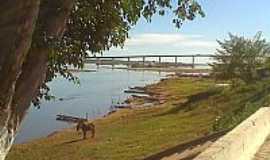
[85,54,216,68]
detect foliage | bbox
[213,80,270,130]
[32,0,205,105]
[211,32,270,84]
[211,32,270,130]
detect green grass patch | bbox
[6,78,270,160]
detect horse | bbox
[76,120,95,139]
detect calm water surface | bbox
[15,66,168,143]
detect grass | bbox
[6,78,270,160]
[212,80,270,130]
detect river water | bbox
[14,66,168,143]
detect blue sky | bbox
[105,0,270,56]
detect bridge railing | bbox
[85,54,217,68]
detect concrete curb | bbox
[194,107,270,160]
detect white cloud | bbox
[104,33,218,56]
[177,40,218,48]
[125,33,218,48]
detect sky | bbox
[104,0,270,56]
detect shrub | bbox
[211,32,270,84]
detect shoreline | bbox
[126,67,211,73]
[30,78,169,146]
[49,73,210,135]
[8,76,222,160]
[14,68,170,144]
[18,72,172,144]
[17,69,210,144]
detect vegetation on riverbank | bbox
[7,76,270,160]
[7,78,215,160]
[213,80,270,130]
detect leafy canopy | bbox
[32,0,205,105]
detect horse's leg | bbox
[83,129,86,139]
[89,124,96,138]
[91,125,95,138]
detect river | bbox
[14,65,168,143]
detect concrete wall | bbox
[194,107,270,160]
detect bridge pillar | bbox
[175,57,177,66]
[96,58,100,67]
[112,58,115,69]
[159,57,161,64]
[127,57,130,68]
[142,57,145,66]
[192,56,195,69]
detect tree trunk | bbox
[11,0,75,123]
[0,0,40,111]
[0,0,74,159]
[0,1,41,159]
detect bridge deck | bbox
[86,54,215,59]
[85,54,215,69]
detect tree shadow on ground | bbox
[60,138,84,145]
[156,88,222,117]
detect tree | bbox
[211,32,270,84]
[0,0,204,158]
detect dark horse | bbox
[76,120,95,139]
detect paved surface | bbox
[254,136,270,160]
[161,141,213,160]
[143,130,229,160]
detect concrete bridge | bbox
[85,54,216,68]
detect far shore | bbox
[69,66,212,73]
